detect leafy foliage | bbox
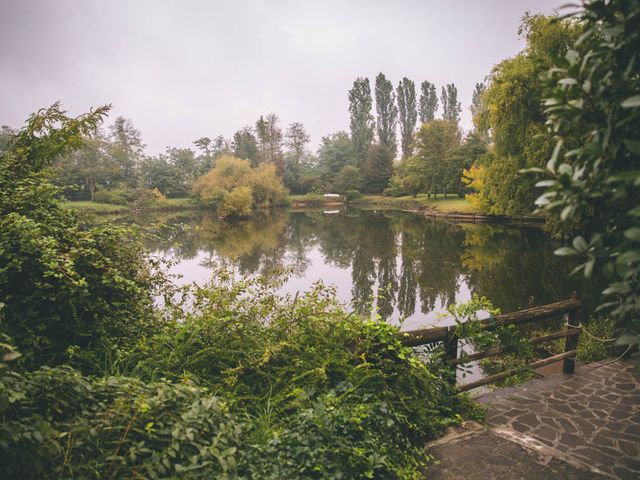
[0,104,162,371]
[536,0,640,341]
[469,14,582,215]
[191,156,288,217]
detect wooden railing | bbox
[399,299,583,392]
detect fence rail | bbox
[399,298,583,392]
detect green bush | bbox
[345,189,361,201]
[125,269,466,478]
[0,105,164,371]
[92,187,136,205]
[0,365,243,479]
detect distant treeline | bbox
[0,13,585,221]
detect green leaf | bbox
[623,139,640,154]
[584,258,595,278]
[621,95,640,108]
[616,250,640,265]
[572,236,588,252]
[555,247,577,256]
[547,139,564,172]
[624,228,640,242]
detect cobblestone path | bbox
[479,359,640,479]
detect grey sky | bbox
[1,0,565,155]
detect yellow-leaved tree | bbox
[192,155,288,217]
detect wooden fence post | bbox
[562,308,581,374]
[445,326,459,385]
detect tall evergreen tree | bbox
[348,77,375,166]
[396,77,418,159]
[419,81,438,123]
[374,73,398,154]
[441,83,462,123]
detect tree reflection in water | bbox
[123,208,603,330]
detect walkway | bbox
[426,359,640,479]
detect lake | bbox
[118,207,602,332]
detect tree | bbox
[53,131,119,200]
[470,82,487,135]
[107,116,144,185]
[332,165,363,194]
[536,0,640,340]
[363,143,394,193]
[232,126,259,166]
[284,122,312,193]
[255,114,284,175]
[191,155,287,217]
[265,113,284,176]
[348,77,374,166]
[374,73,398,153]
[397,78,417,159]
[441,84,461,123]
[419,81,438,123]
[285,122,310,161]
[139,155,183,197]
[194,137,212,157]
[405,120,460,196]
[0,103,159,369]
[317,131,355,185]
[473,14,581,215]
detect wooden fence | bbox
[399,299,583,392]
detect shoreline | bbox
[62,195,546,225]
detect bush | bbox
[219,185,253,218]
[93,187,168,208]
[384,175,409,197]
[345,189,361,201]
[0,365,243,479]
[192,156,289,218]
[125,269,467,479]
[0,105,164,371]
[92,187,136,205]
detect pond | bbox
[119,207,603,332]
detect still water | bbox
[121,208,601,331]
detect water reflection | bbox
[129,208,603,330]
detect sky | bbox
[1,0,567,155]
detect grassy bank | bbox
[356,194,481,214]
[61,197,197,213]
[61,194,479,216]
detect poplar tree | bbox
[419,81,438,123]
[396,77,418,159]
[374,73,398,153]
[441,83,462,123]
[348,77,375,166]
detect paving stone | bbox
[475,359,640,479]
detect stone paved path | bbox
[427,424,606,479]
[478,359,640,479]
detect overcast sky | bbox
[1,0,566,155]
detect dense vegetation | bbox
[0,107,474,478]
[1,0,638,477]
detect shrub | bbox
[93,187,136,205]
[0,105,164,371]
[192,155,288,218]
[126,268,467,479]
[219,185,253,218]
[345,189,361,201]
[0,365,243,479]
